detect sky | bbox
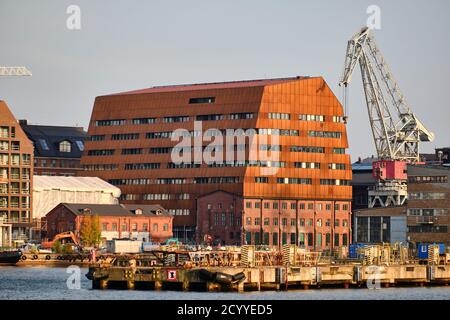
[0,0,449,161]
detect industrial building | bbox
[32,175,121,239]
[0,101,34,244]
[45,203,173,243]
[20,121,87,177]
[407,165,450,246]
[79,76,352,247]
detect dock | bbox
[86,245,450,292]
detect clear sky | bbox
[1,0,449,161]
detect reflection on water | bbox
[0,266,449,300]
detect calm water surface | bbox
[0,266,449,300]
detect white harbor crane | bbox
[0,66,32,77]
[339,27,435,207]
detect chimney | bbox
[19,119,28,126]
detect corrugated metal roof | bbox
[33,176,121,197]
[110,76,311,96]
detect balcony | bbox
[0,146,8,152]
[10,160,20,166]
[10,188,20,194]
[21,203,30,209]
[3,218,30,224]
[21,189,30,194]
[10,174,20,180]
[22,175,30,180]
[22,160,31,166]
[0,203,7,208]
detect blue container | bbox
[417,243,445,259]
[349,243,366,259]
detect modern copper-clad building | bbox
[79,76,352,247]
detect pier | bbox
[86,245,450,292]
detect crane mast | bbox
[340,27,435,208]
[340,27,434,162]
[0,66,32,77]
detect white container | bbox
[107,240,143,254]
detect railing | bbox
[21,189,30,194]
[0,133,9,138]
[0,203,8,208]
[11,160,20,166]
[0,160,8,166]
[0,146,9,152]
[0,188,7,194]
[10,145,20,151]
[22,160,31,166]
[2,218,30,224]
[10,188,19,194]
[22,175,30,180]
[10,203,19,208]
[21,203,30,209]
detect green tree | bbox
[52,240,62,253]
[80,215,101,247]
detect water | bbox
[0,266,449,300]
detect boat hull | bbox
[0,251,22,265]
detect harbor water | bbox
[0,266,449,300]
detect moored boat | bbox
[0,250,22,265]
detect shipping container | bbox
[348,243,367,259]
[107,240,143,254]
[417,243,445,259]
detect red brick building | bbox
[0,101,34,242]
[198,190,350,250]
[45,203,173,243]
[79,76,352,247]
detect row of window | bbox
[93,111,346,127]
[108,177,240,186]
[100,222,169,232]
[245,201,350,211]
[245,217,348,227]
[308,131,342,139]
[87,145,347,156]
[407,208,448,216]
[408,176,448,184]
[408,192,447,200]
[245,232,348,247]
[408,225,448,233]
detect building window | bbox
[102,223,108,231]
[229,214,234,227]
[317,233,322,247]
[343,219,348,227]
[326,233,331,246]
[317,219,322,227]
[299,233,305,246]
[112,223,117,231]
[307,219,313,227]
[142,223,148,231]
[153,224,158,232]
[334,233,340,246]
[343,234,348,246]
[121,224,127,232]
[273,232,278,246]
[273,218,278,226]
[326,219,331,227]
[282,218,287,226]
[273,202,279,209]
[189,97,215,104]
[222,213,226,226]
[246,202,252,209]
[264,202,269,209]
[132,223,138,232]
[163,224,168,231]
[59,141,71,153]
[290,219,296,226]
[246,217,252,226]
[255,202,260,209]
[300,218,305,227]
[307,203,314,210]
[264,218,270,226]
[335,219,340,227]
[254,218,260,226]
[291,203,297,210]
[307,233,313,247]
[325,204,331,211]
[299,203,305,210]
[343,204,349,211]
